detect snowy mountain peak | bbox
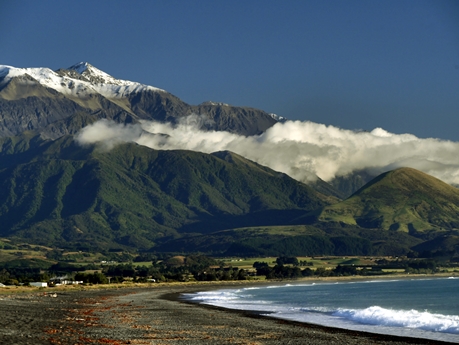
[0,63,166,99]
[67,62,116,85]
[68,62,89,74]
[68,62,91,74]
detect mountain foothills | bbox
[0,62,458,259]
[0,133,332,251]
[316,168,459,232]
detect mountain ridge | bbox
[0,62,279,138]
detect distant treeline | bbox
[252,256,442,279]
[0,253,448,286]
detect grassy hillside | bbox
[316,168,459,233]
[0,134,332,250]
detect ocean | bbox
[183,277,459,343]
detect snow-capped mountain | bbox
[0,62,165,100]
[0,62,280,139]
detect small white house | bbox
[30,282,48,287]
[50,276,83,285]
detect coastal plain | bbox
[0,283,454,345]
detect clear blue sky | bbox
[2,0,459,140]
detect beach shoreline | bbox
[0,277,457,344]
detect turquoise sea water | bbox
[183,277,459,343]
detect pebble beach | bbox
[0,283,455,345]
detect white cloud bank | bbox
[75,116,459,185]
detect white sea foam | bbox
[362,279,401,283]
[183,290,240,302]
[182,289,275,312]
[333,306,459,334]
[297,306,334,313]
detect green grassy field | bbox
[220,256,384,270]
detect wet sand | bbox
[0,283,455,345]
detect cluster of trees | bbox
[195,267,248,281]
[404,260,438,274]
[373,258,440,274]
[0,267,48,285]
[273,256,313,267]
[148,255,249,282]
[253,261,361,279]
[74,272,108,284]
[254,262,302,279]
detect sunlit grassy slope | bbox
[316,168,459,232]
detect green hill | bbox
[315,167,459,233]
[0,134,332,251]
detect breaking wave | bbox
[333,306,459,334]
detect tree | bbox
[74,272,108,284]
[237,269,248,280]
[333,265,357,276]
[276,256,299,266]
[314,267,331,277]
[0,269,10,283]
[253,262,271,276]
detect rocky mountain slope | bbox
[0,62,278,139]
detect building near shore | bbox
[50,276,83,285]
[30,282,48,287]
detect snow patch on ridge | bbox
[269,113,286,122]
[199,101,230,107]
[0,65,13,79]
[69,62,90,74]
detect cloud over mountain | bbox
[76,116,459,185]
